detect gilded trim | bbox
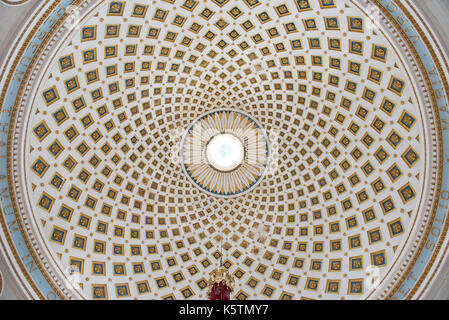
[371,0,448,300]
[0,0,84,300]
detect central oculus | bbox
[181,109,269,197]
[206,134,245,172]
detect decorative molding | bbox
[1,0,30,6]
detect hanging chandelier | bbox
[207,267,235,301]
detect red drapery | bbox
[209,281,232,300]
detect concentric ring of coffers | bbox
[4,0,440,300]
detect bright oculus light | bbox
[206,134,245,172]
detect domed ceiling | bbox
[1,0,449,300]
